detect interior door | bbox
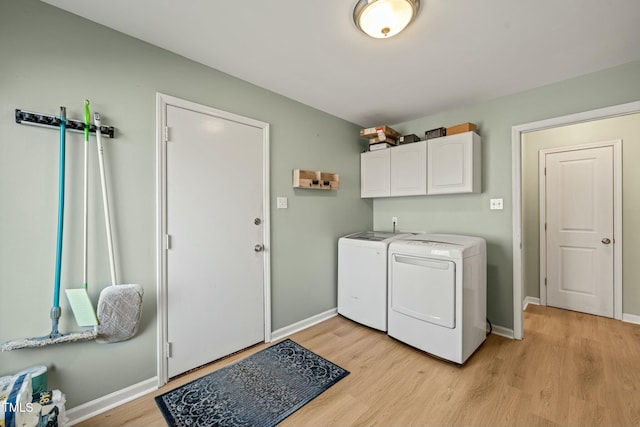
[544,146,614,317]
[165,104,265,378]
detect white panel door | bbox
[166,104,265,378]
[545,146,614,317]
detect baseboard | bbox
[66,376,158,426]
[270,308,338,342]
[623,313,640,325]
[523,296,540,311]
[491,324,514,339]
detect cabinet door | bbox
[427,132,481,194]
[361,149,390,198]
[390,141,427,196]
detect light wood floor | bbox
[76,305,640,426]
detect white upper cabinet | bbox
[361,141,427,198]
[361,149,391,198]
[427,132,481,195]
[360,132,480,198]
[390,140,427,196]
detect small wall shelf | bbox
[293,169,340,190]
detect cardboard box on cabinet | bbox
[360,125,401,140]
[446,122,477,135]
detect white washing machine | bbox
[387,234,487,364]
[338,231,412,331]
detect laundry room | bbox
[2,1,640,426]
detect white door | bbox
[165,103,267,378]
[544,146,614,317]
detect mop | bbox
[94,112,144,344]
[1,107,97,351]
[65,100,99,327]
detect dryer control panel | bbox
[392,236,481,259]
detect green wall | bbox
[521,114,640,312]
[376,60,640,329]
[0,0,371,408]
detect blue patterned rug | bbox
[155,339,349,426]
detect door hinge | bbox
[166,342,172,358]
[164,126,170,142]
[544,167,546,176]
[545,223,547,231]
[544,277,547,287]
[164,234,171,250]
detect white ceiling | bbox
[42,0,640,127]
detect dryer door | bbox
[390,254,456,328]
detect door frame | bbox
[155,93,271,385]
[538,141,622,312]
[512,100,640,340]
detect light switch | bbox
[490,198,504,210]
[277,197,288,209]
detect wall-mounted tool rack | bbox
[15,108,115,138]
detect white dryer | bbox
[387,234,486,364]
[338,231,412,331]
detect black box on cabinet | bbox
[425,127,447,140]
[399,134,421,144]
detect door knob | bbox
[254,244,264,252]
[601,238,611,245]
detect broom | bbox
[65,100,99,327]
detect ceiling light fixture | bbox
[353,0,420,39]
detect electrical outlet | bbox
[392,216,398,226]
[490,198,504,210]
